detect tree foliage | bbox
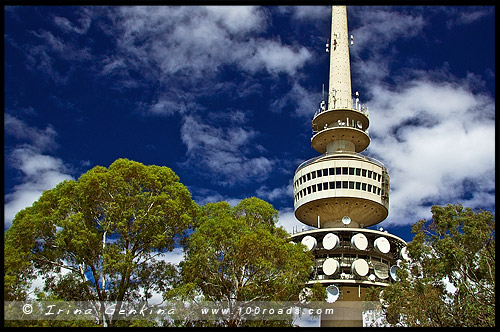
[367,204,495,327]
[4,158,198,326]
[171,197,316,327]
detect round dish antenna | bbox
[325,285,340,303]
[389,265,400,281]
[351,233,368,250]
[301,235,317,251]
[341,215,351,225]
[322,258,340,276]
[374,237,391,254]
[322,233,340,250]
[351,258,369,277]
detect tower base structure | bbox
[290,228,407,326]
[320,299,363,327]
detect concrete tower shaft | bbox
[328,6,352,110]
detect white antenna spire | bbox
[328,6,352,110]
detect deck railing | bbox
[313,98,369,119]
[296,151,386,173]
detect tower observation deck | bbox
[289,6,407,327]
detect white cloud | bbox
[157,247,185,267]
[350,7,425,54]
[180,114,275,187]
[349,7,426,85]
[444,7,493,28]
[204,6,267,34]
[189,187,243,208]
[277,207,311,234]
[367,77,495,226]
[330,7,497,226]
[4,114,58,151]
[24,27,93,84]
[53,8,93,35]
[256,183,292,205]
[107,6,310,80]
[271,82,320,118]
[5,146,73,228]
[240,39,312,76]
[4,115,73,228]
[290,6,330,21]
[97,6,313,117]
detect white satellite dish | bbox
[389,265,400,281]
[351,233,368,250]
[374,237,391,254]
[325,285,340,303]
[322,233,340,250]
[400,246,410,260]
[351,259,369,277]
[322,258,340,276]
[369,274,376,282]
[341,216,351,225]
[301,235,317,251]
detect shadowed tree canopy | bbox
[172,197,317,327]
[4,158,199,326]
[367,204,495,327]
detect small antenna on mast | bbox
[319,84,326,111]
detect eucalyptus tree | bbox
[174,197,318,327]
[367,204,495,327]
[4,158,199,326]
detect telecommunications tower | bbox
[289,6,408,327]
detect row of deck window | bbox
[294,180,386,203]
[294,167,381,191]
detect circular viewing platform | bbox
[311,108,370,153]
[311,108,371,154]
[311,126,370,154]
[293,153,389,228]
[312,108,369,132]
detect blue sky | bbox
[4,5,495,246]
